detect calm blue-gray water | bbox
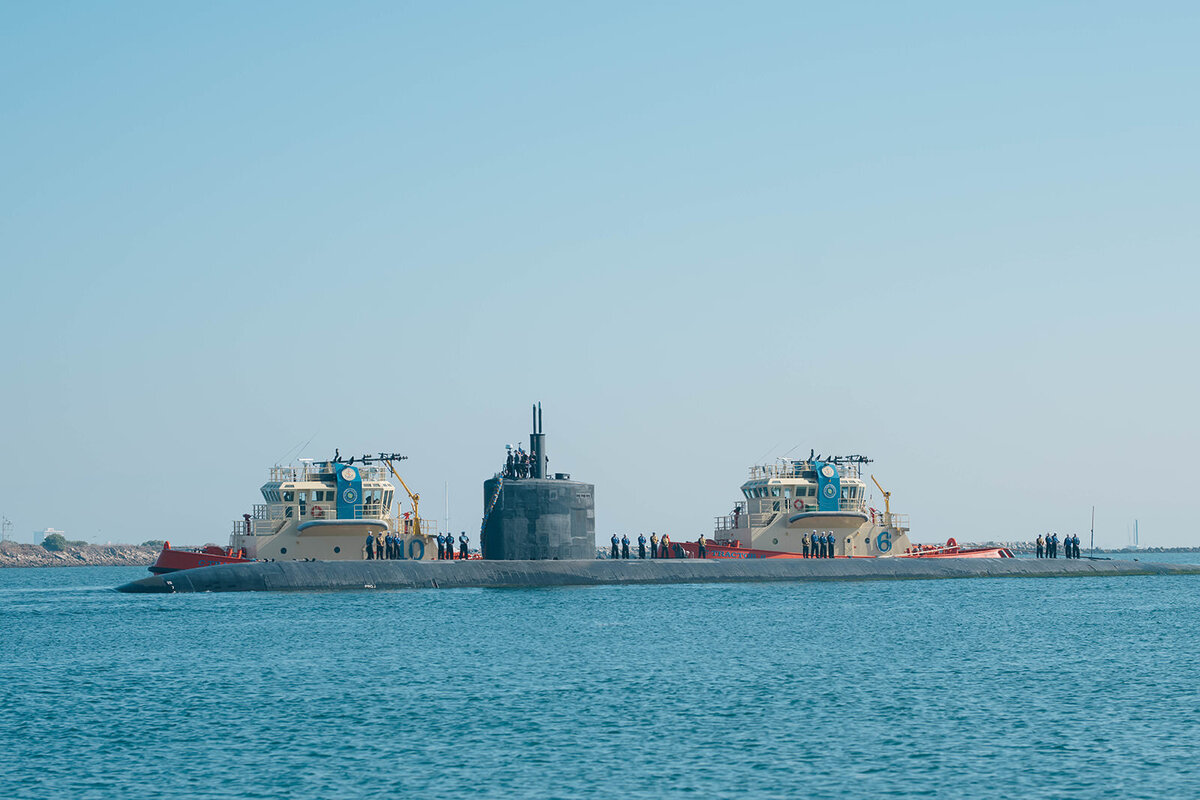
[2,557,1200,799]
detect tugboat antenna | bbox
[331,451,407,465]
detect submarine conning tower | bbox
[481,404,595,560]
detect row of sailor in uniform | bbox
[801,531,838,558]
[363,531,470,560]
[436,533,469,560]
[364,532,406,560]
[609,533,677,559]
[1036,533,1081,559]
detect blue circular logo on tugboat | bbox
[823,485,837,499]
[343,488,358,503]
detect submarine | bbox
[115,405,1200,593]
[117,555,1200,593]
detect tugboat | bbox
[679,452,1012,559]
[148,452,442,573]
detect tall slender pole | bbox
[1090,506,1095,556]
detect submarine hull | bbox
[115,557,1200,594]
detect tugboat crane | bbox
[383,459,423,539]
[870,474,892,525]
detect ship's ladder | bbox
[480,474,504,538]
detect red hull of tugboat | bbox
[149,542,253,574]
[677,539,1014,560]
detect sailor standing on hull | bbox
[621,535,630,559]
[802,532,810,558]
[459,532,469,560]
[649,533,658,560]
[365,533,375,560]
[638,533,647,559]
[611,534,619,560]
[1036,535,1044,559]
[698,534,707,559]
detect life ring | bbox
[311,505,325,519]
[792,498,801,510]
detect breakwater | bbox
[2,542,158,569]
[116,556,1200,593]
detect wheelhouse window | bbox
[283,491,295,503]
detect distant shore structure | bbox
[481,404,595,560]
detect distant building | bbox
[36,527,67,543]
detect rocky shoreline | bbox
[0,542,158,568]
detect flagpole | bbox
[1090,505,1095,556]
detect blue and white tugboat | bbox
[150,453,441,572]
[680,453,1013,559]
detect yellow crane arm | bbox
[384,460,422,538]
[870,474,891,516]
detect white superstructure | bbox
[229,456,438,561]
[714,454,912,557]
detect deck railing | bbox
[748,460,865,480]
[714,502,901,532]
[267,463,390,484]
[231,502,399,536]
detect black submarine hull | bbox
[115,557,1200,593]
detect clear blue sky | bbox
[2,2,1197,548]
